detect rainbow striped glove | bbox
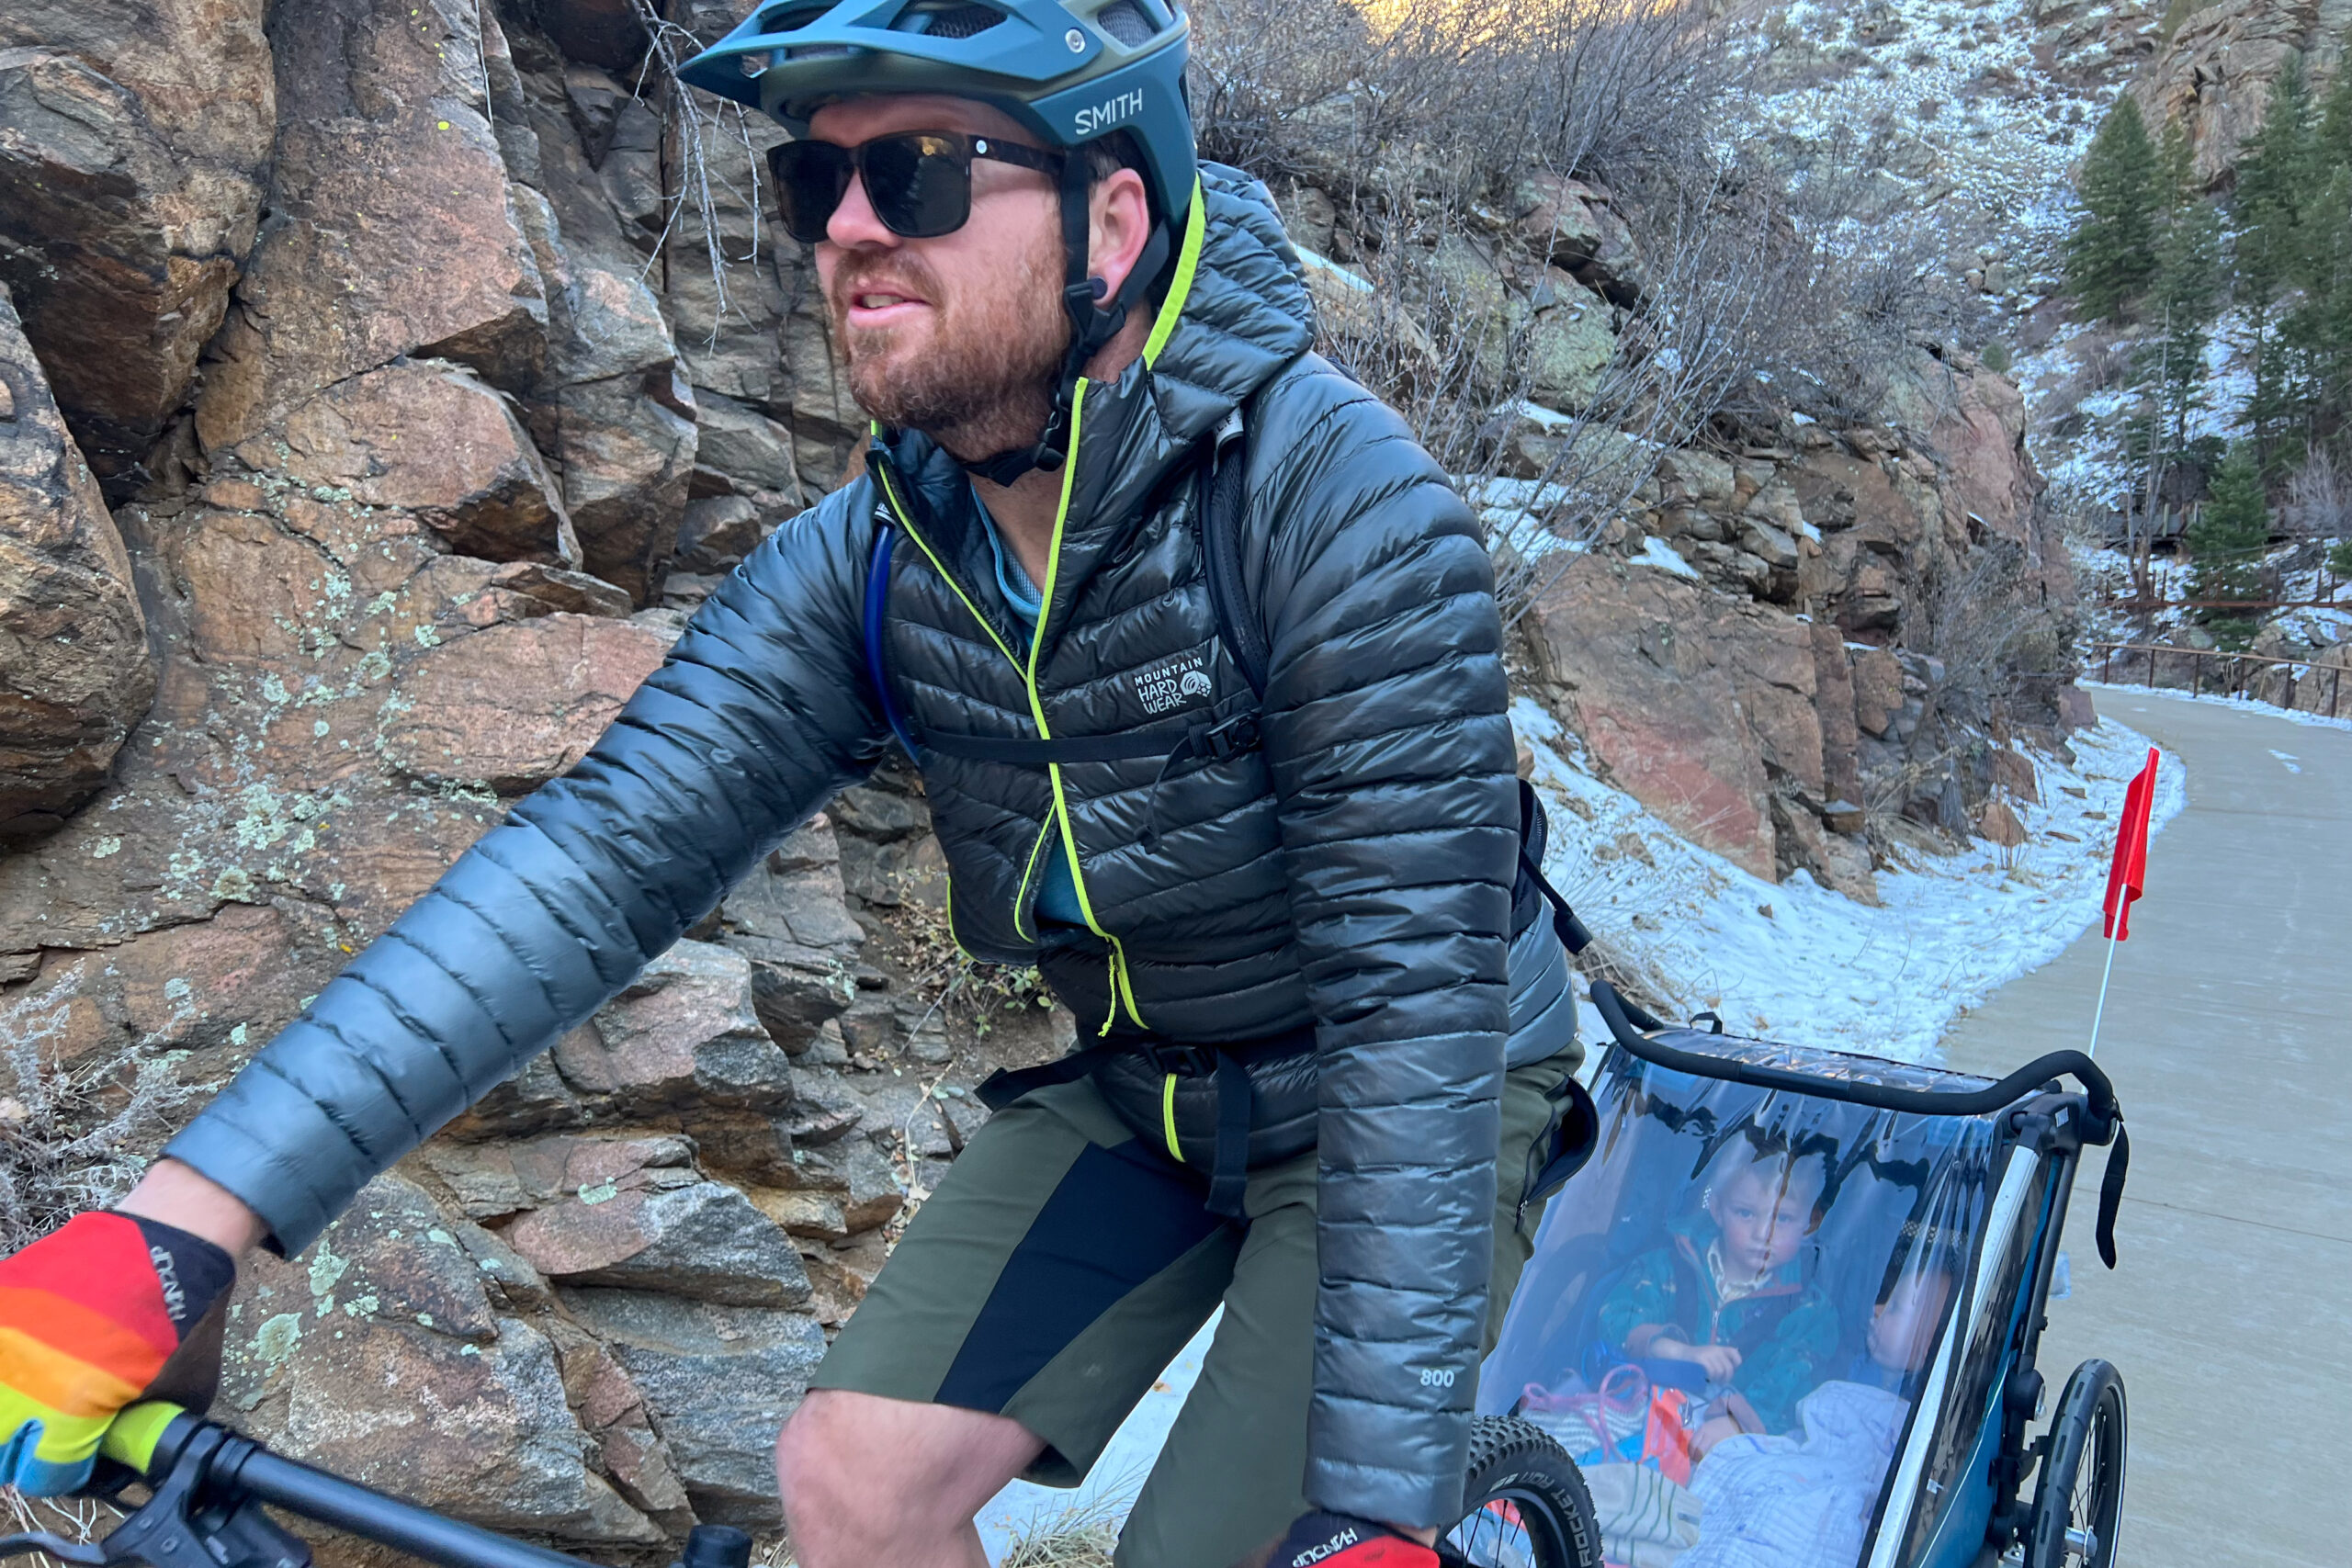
[0,1213,232,1494]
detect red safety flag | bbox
[2101,747,2158,940]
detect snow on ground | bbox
[1754,0,2141,248]
[2085,679,2352,733]
[974,699,2185,1562]
[1512,698,2185,1061]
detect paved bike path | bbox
[1940,690,2350,1567]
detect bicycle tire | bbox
[1440,1416,1603,1568]
[2026,1359,2127,1568]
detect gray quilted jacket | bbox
[165,165,1563,1528]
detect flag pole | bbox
[2091,744,2159,1063]
[2086,922,2122,1060]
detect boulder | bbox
[221,1175,662,1548]
[1977,798,2027,848]
[504,1179,812,1307]
[1512,173,1645,301]
[198,0,548,452]
[1810,623,1863,808]
[1988,747,2041,805]
[692,390,801,498]
[1771,794,1879,905]
[265,363,575,565]
[1525,270,1616,411]
[1526,559,1828,880]
[379,613,670,793]
[0,0,273,480]
[559,1287,829,1529]
[0,289,154,838]
[555,940,799,1113]
[1879,348,2040,548]
[421,1133,701,1221]
[676,495,768,573]
[707,818,865,1049]
[556,371,698,604]
[6,903,319,1069]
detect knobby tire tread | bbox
[1447,1415,1603,1568]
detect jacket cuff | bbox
[1303,1442,1469,1532]
[161,1077,360,1258]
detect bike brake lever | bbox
[3,1423,310,1568]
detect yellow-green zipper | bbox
[870,420,1146,1032]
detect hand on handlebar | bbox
[0,1214,232,1494]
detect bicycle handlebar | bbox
[5,1405,748,1568]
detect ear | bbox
[1087,165,1154,299]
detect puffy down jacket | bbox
[164,164,1544,1528]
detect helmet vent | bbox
[758,4,834,33]
[893,2,1006,38]
[1092,0,1155,46]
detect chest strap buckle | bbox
[1194,712,1261,763]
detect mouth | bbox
[843,287,931,330]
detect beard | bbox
[828,231,1071,462]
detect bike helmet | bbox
[681,0,1198,480]
[682,0,1194,227]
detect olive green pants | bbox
[812,1046,1582,1568]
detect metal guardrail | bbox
[2093,640,2346,718]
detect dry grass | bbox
[997,1494,1128,1568]
[0,1486,122,1568]
[0,971,198,1252]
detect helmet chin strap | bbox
[961,152,1171,489]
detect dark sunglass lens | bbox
[771,141,852,243]
[864,134,970,238]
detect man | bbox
[0,2,1584,1563]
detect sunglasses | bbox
[767,130,1064,244]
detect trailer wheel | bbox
[2027,1359,2126,1568]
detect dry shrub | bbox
[627,0,775,340]
[2282,446,2352,538]
[0,973,198,1251]
[1189,0,1758,202]
[1188,0,1960,626]
[1918,531,2075,727]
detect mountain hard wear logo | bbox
[1133,651,1213,716]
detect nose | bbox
[825,165,898,250]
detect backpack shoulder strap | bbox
[1196,408,1268,700]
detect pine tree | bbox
[2280,71,2352,442]
[2131,123,2224,526]
[2066,98,2163,321]
[2233,57,2320,456]
[2282,166,2352,434]
[2141,196,2224,470]
[2187,444,2274,649]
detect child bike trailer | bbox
[1470,982,2131,1568]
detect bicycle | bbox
[1,1406,1600,1568]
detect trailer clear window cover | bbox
[1481,1035,2014,1568]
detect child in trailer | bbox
[1676,1250,1962,1568]
[1594,1134,1841,1442]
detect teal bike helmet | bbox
[681,0,1198,479]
